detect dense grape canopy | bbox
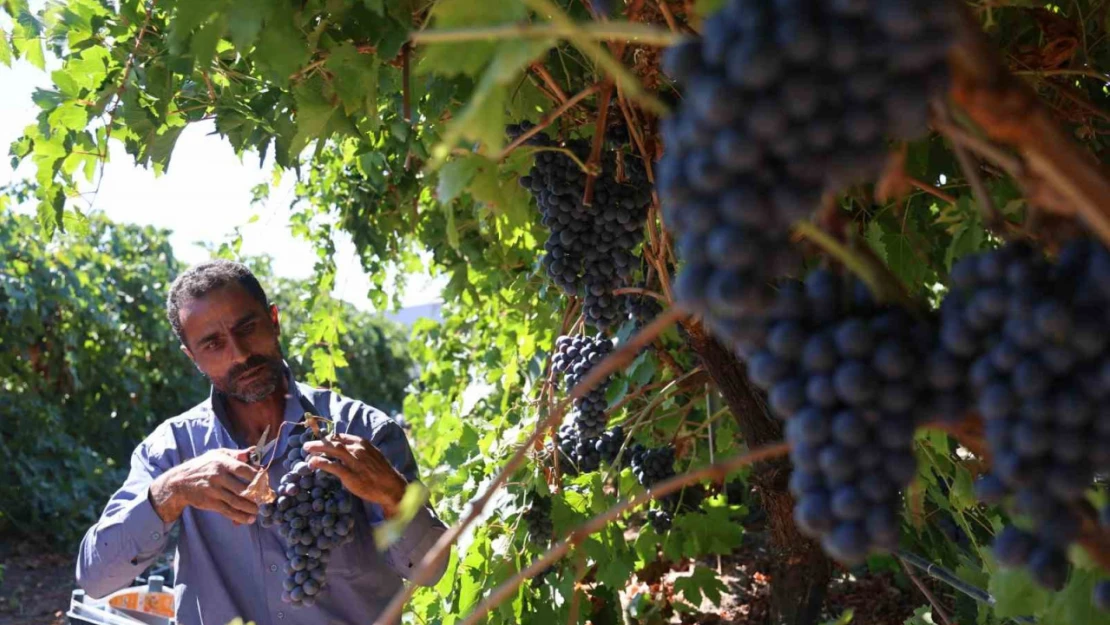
[509,123,652,330]
[657,0,958,332]
[258,428,357,608]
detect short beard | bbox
[211,352,285,403]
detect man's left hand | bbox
[303,433,408,518]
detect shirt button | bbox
[277,612,284,620]
[270,564,278,572]
[151,532,161,540]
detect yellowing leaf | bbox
[372,482,430,549]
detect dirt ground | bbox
[0,541,71,625]
[616,523,940,625]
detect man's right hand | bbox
[148,449,261,525]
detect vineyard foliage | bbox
[5,0,1110,623]
[0,205,413,543]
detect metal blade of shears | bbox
[249,424,271,466]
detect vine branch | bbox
[372,307,687,625]
[935,102,1003,230]
[409,21,682,46]
[531,63,570,104]
[582,80,614,206]
[496,83,603,161]
[948,2,1110,245]
[455,442,791,625]
[908,176,957,204]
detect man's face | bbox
[178,283,285,403]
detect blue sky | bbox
[0,35,444,311]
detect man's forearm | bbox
[148,469,187,524]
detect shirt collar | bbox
[209,360,305,448]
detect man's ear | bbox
[270,304,281,336]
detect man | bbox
[76,260,447,625]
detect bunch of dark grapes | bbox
[258,428,356,608]
[553,334,615,439]
[925,243,1048,423]
[646,508,673,533]
[514,126,652,330]
[656,0,958,338]
[631,445,676,488]
[624,281,663,329]
[557,421,603,475]
[948,239,1110,596]
[739,270,933,565]
[523,493,554,544]
[629,444,703,522]
[595,425,626,465]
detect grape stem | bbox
[496,84,603,161]
[930,119,1025,181]
[409,21,683,47]
[792,221,918,313]
[655,0,680,33]
[453,442,791,625]
[582,80,615,206]
[949,1,1110,245]
[934,101,1004,232]
[612,88,675,303]
[611,286,667,303]
[530,63,570,104]
[372,307,687,625]
[907,177,957,204]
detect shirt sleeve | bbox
[76,429,177,599]
[367,419,449,586]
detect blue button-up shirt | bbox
[76,367,447,625]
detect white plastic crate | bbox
[67,576,175,625]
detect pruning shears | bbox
[248,424,271,467]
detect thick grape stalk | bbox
[950,240,1110,594]
[509,123,652,330]
[258,429,357,608]
[656,0,958,335]
[740,270,933,566]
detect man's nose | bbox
[228,334,251,362]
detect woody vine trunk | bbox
[684,321,831,625]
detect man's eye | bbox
[238,322,257,335]
[204,340,222,351]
